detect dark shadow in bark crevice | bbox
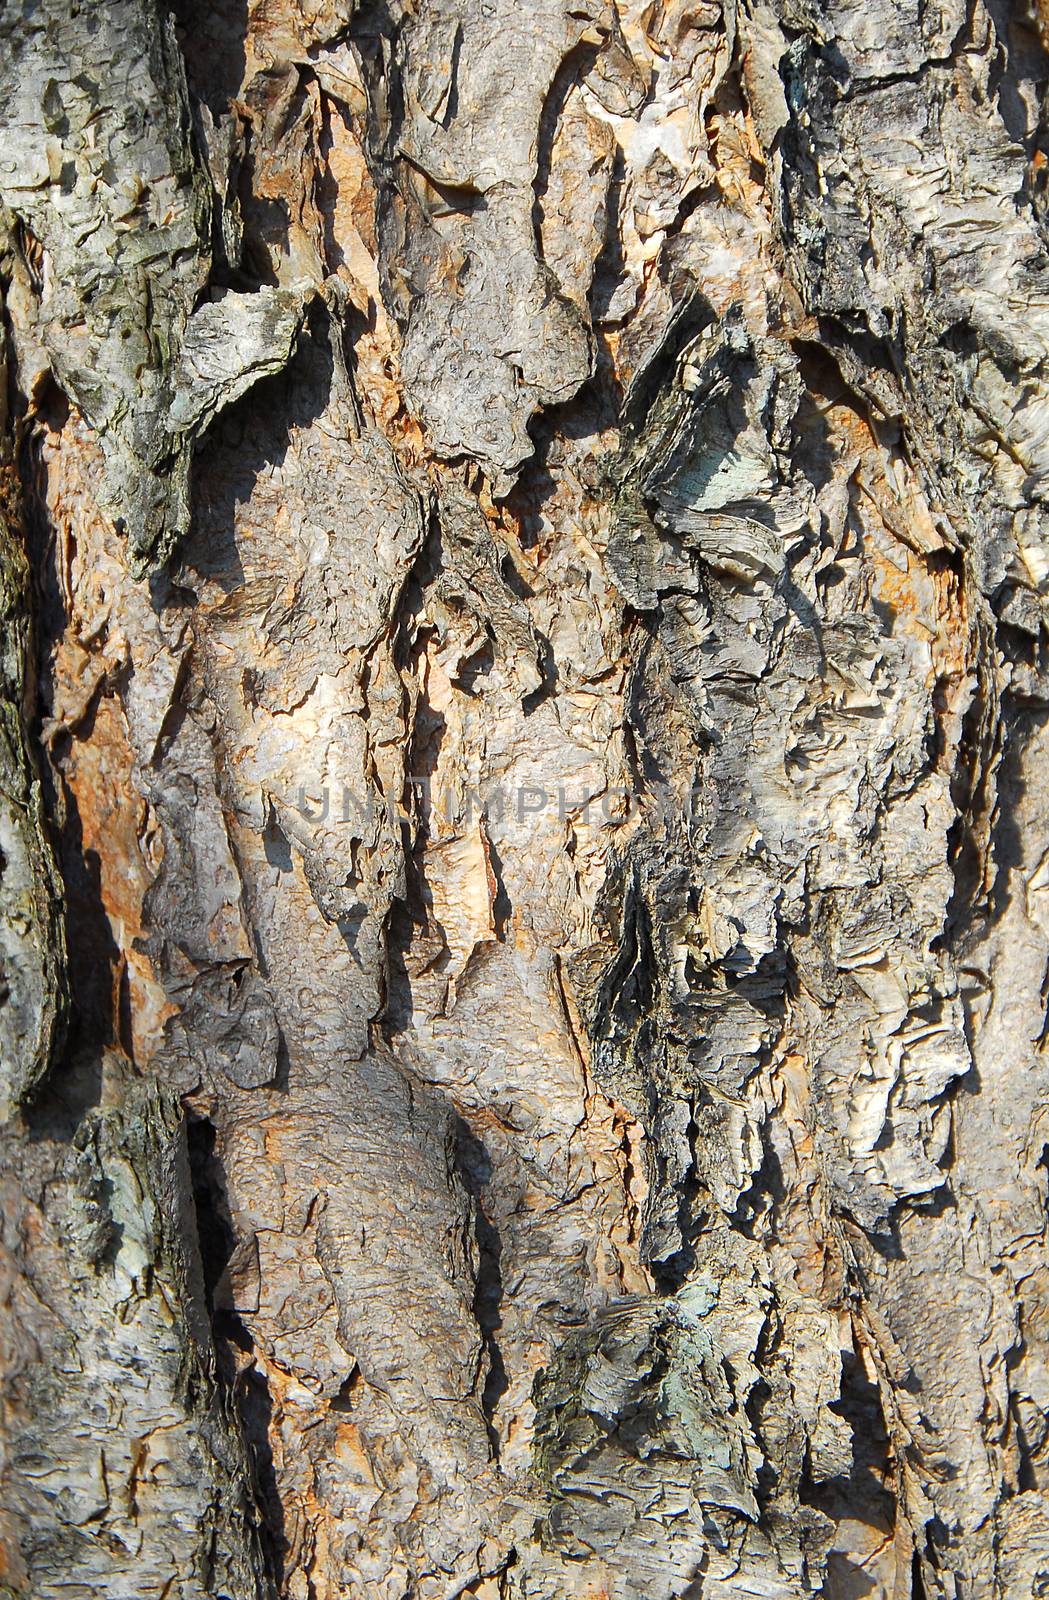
[502,372,619,551]
[171,0,248,122]
[382,504,447,1036]
[18,411,111,1134]
[531,40,602,264]
[730,1115,786,1237]
[170,0,253,288]
[800,1348,897,1596]
[987,702,1047,926]
[942,694,1048,1067]
[186,1113,238,1336]
[453,1117,510,1459]
[591,142,629,325]
[22,777,110,1138]
[352,0,408,171]
[186,1110,287,1587]
[179,296,335,596]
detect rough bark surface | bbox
[1,0,1049,1596]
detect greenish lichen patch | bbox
[531,1293,759,1552]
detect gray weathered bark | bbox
[1,0,1049,1595]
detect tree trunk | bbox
[1,0,1048,1595]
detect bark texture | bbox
[1,0,1049,1596]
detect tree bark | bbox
[1,0,1049,1595]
